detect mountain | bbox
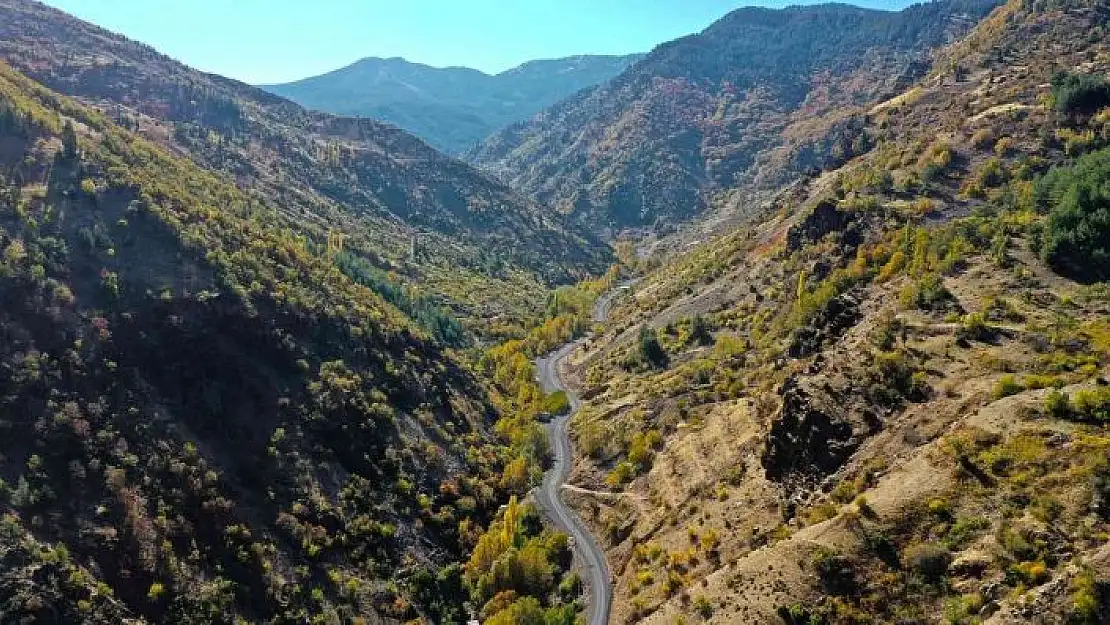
[548,0,1110,622]
[0,1,599,623]
[470,0,1002,231]
[0,58,533,623]
[0,0,611,339]
[264,54,644,155]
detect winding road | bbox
[533,285,629,625]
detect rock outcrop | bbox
[788,291,863,358]
[761,376,879,483]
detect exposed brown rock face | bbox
[788,291,863,358]
[786,199,853,251]
[761,376,878,483]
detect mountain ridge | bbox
[469,0,1002,232]
[264,53,644,155]
[0,0,611,338]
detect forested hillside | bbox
[471,0,1000,231]
[0,49,600,622]
[4,0,1110,623]
[0,0,611,339]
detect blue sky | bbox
[42,0,919,85]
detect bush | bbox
[1073,386,1110,422]
[944,515,991,550]
[992,375,1024,399]
[901,272,955,311]
[1006,560,1049,586]
[688,314,712,346]
[1045,389,1073,418]
[485,597,546,625]
[777,604,827,625]
[638,326,668,369]
[919,141,955,181]
[1070,569,1107,624]
[692,595,714,618]
[905,543,952,582]
[812,548,857,596]
[1036,148,1110,282]
[1045,386,1110,422]
[957,312,995,343]
[539,391,570,417]
[1051,71,1110,117]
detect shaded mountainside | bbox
[550,0,1110,622]
[264,54,644,156]
[470,0,1001,231]
[0,0,611,337]
[0,60,518,623]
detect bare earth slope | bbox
[554,0,1110,622]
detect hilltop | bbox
[265,54,644,155]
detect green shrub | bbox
[1073,386,1110,422]
[1006,560,1049,586]
[957,312,995,343]
[992,375,1024,399]
[1045,389,1073,418]
[539,391,570,416]
[901,272,955,311]
[1045,386,1110,422]
[1070,568,1105,624]
[1051,71,1110,117]
[692,595,714,618]
[638,326,668,369]
[777,603,827,625]
[688,314,712,346]
[904,543,952,582]
[1036,148,1110,282]
[812,548,857,596]
[944,515,991,550]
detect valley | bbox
[1,0,1110,623]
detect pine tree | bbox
[62,120,78,159]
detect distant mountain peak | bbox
[264,53,644,154]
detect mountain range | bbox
[470,0,1001,231]
[264,54,644,155]
[2,0,1110,623]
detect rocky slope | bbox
[265,54,643,155]
[470,0,1001,232]
[0,0,611,337]
[552,0,1110,622]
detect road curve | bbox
[533,285,630,625]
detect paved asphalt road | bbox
[533,283,632,625]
